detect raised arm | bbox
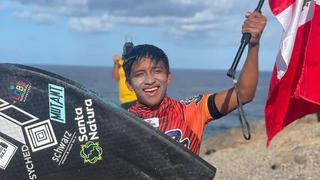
[214,11,267,116]
[112,54,121,81]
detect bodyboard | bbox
[0,63,216,180]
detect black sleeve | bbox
[207,93,223,119]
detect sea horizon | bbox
[30,64,272,140]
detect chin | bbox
[142,98,162,107]
[139,93,166,107]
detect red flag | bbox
[265,0,320,145]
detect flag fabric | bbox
[265,0,320,145]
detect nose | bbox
[144,73,156,85]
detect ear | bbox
[167,72,173,85]
[126,80,134,91]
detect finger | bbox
[242,23,260,33]
[242,25,262,33]
[243,17,266,28]
[250,11,263,17]
[245,11,252,18]
[242,27,261,37]
[245,12,263,20]
[244,23,265,30]
[247,16,266,24]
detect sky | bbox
[0,0,283,71]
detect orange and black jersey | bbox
[129,94,222,155]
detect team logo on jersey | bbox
[180,95,203,106]
[165,129,190,149]
[143,117,160,128]
[80,141,103,164]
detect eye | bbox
[154,68,163,74]
[133,72,144,78]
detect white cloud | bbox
[65,0,87,6]
[69,15,113,32]
[33,13,56,24]
[11,10,31,19]
[0,1,25,9]
[11,10,55,24]
[6,0,270,40]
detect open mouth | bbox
[143,86,160,96]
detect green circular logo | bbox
[80,141,103,164]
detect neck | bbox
[136,97,168,110]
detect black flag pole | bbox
[227,0,265,78]
[226,0,265,140]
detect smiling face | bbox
[126,57,172,107]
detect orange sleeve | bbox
[181,94,213,140]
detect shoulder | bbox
[180,94,206,106]
[163,97,184,114]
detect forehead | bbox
[131,57,165,71]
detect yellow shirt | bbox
[118,59,137,104]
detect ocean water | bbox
[37,65,272,140]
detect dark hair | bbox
[122,42,134,59]
[123,44,170,81]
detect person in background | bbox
[112,42,137,110]
[123,12,266,155]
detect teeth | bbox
[144,87,158,92]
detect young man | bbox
[123,12,266,154]
[112,42,137,109]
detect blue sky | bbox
[0,0,282,71]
